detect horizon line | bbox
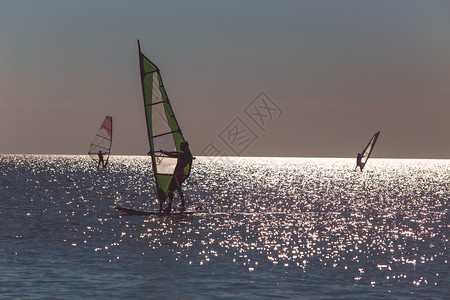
[0,153,449,160]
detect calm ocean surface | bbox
[0,155,448,299]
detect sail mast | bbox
[360,131,380,170]
[105,116,113,167]
[88,116,113,167]
[137,40,192,205]
[137,40,159,190]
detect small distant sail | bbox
[88,116,113,168]
[137,40,191,204]
[357,131,380,171]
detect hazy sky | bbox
[1,0,449,158]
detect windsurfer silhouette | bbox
[98,150,106,170]
[356,153,362,171]
[160,141,193,212]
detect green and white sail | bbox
[359,131,380,170]
[137,40,191,203]
[88,116,113,167]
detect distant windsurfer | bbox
[98,150,106,170]
[160,141,193,212]
[356,153,362,171]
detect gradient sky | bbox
[1,0,449,158]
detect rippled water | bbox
[0,155,448,299]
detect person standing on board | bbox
[356,153,362,171]
[160,141,193,212]
[98,150,105,170]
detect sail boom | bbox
[89,144,110,151]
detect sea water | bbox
[0,155,448,299]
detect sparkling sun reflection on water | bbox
[0,155,448,298]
